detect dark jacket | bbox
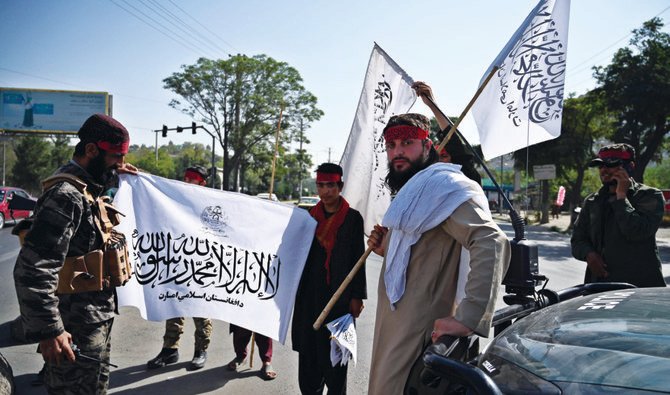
[13,161,115,342]
[571,180,666,287]
[291,207,366,353]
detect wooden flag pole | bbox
[269,103,284,197]
[312,247,373,330]
[435,66,499,154]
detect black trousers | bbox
[297,331,348,395]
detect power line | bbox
[138,0,220,58]
[145,0,232,57]
[566,4,670,78]
[109,0,204,55]
[167,0,239,54]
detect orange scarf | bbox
[309,197,350,285]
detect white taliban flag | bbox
[471,0,571,160]
[340,43,416,231]
[113,173,316,344]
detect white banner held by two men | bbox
[340,43,417,232]
[471,0,571,160]
[113,173,316,344]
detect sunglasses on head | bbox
[598,160,625,168]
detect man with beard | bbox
[14,113,137,394]
[366,113,510,394]
[571,143,666,287]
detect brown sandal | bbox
[227,357,246,371]
[261,363,277,380]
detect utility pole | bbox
[328,147,332,163]
[298,118,304,198]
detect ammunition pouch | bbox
[16,173,134,294]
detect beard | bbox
[385,155,432,195]
[86,153,113,184]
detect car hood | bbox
[481,288,670,392]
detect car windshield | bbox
[0,190,5,201]
[300,197,319,204]
[488,289,670,392]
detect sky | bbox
[1,0,669,169]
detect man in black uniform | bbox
[14,113,136,394]
[291,162,367,394]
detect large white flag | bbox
[113,173,316,344]
[471,0,571,160]
[340,43,416,231]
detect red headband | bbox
[97,140,129,155]
[599,150,632,160]
[383,125,429,141]
[184,169,206,183]
[316,172,341,183]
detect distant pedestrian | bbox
[147,166,213,371]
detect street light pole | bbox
[156,123,217,188]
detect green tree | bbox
[10,136,53,194]
[513,91,614,217]
[163,55,323,191]
[126,145,176,178]
[594,17,670,182]
[50,135,72,168]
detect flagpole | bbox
[313,67,501,331]
[313,247,372,330]
[435,66,498,154]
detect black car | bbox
[407,285,670,394]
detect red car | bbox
[0,187,35,228]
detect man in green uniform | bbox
[571,143,666,287]
[14,114,136,394]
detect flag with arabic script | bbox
[340,43,416,231]
[113,173,316,344]
[471,0,571,160]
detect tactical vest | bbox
[14,174,133,294]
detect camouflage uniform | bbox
[14,161,115,394]
[163,317,212,351]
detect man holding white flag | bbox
[113,173,316,346]
[471,0,571,160]
[340,43,417,231]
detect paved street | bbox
[1,214,669,394]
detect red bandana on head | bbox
[383,125,429,141]
[96,140,129,155]
[309,197,350,285]
[184,169,205,183]
[316,172,341,183]
[599,150,632,160]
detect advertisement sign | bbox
[533,164,556,180]
[0,87,109,134]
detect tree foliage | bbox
[594,17,670,182]
[10,136,53,194]
[163,55,323,191]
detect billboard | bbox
[0,87,110,134]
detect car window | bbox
[0,190,5,201]
[15,190,30,198]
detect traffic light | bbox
[192,122,197,134]
[176,126,183,133]
[161,125,168,138]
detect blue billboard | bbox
[0,88,109,134]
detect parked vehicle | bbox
[255,192,279,202]
[407,284,670,394]
[296,196,319,210]
[0,187,35,228]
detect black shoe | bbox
[147,348,179,369]
[189,350,207,370]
